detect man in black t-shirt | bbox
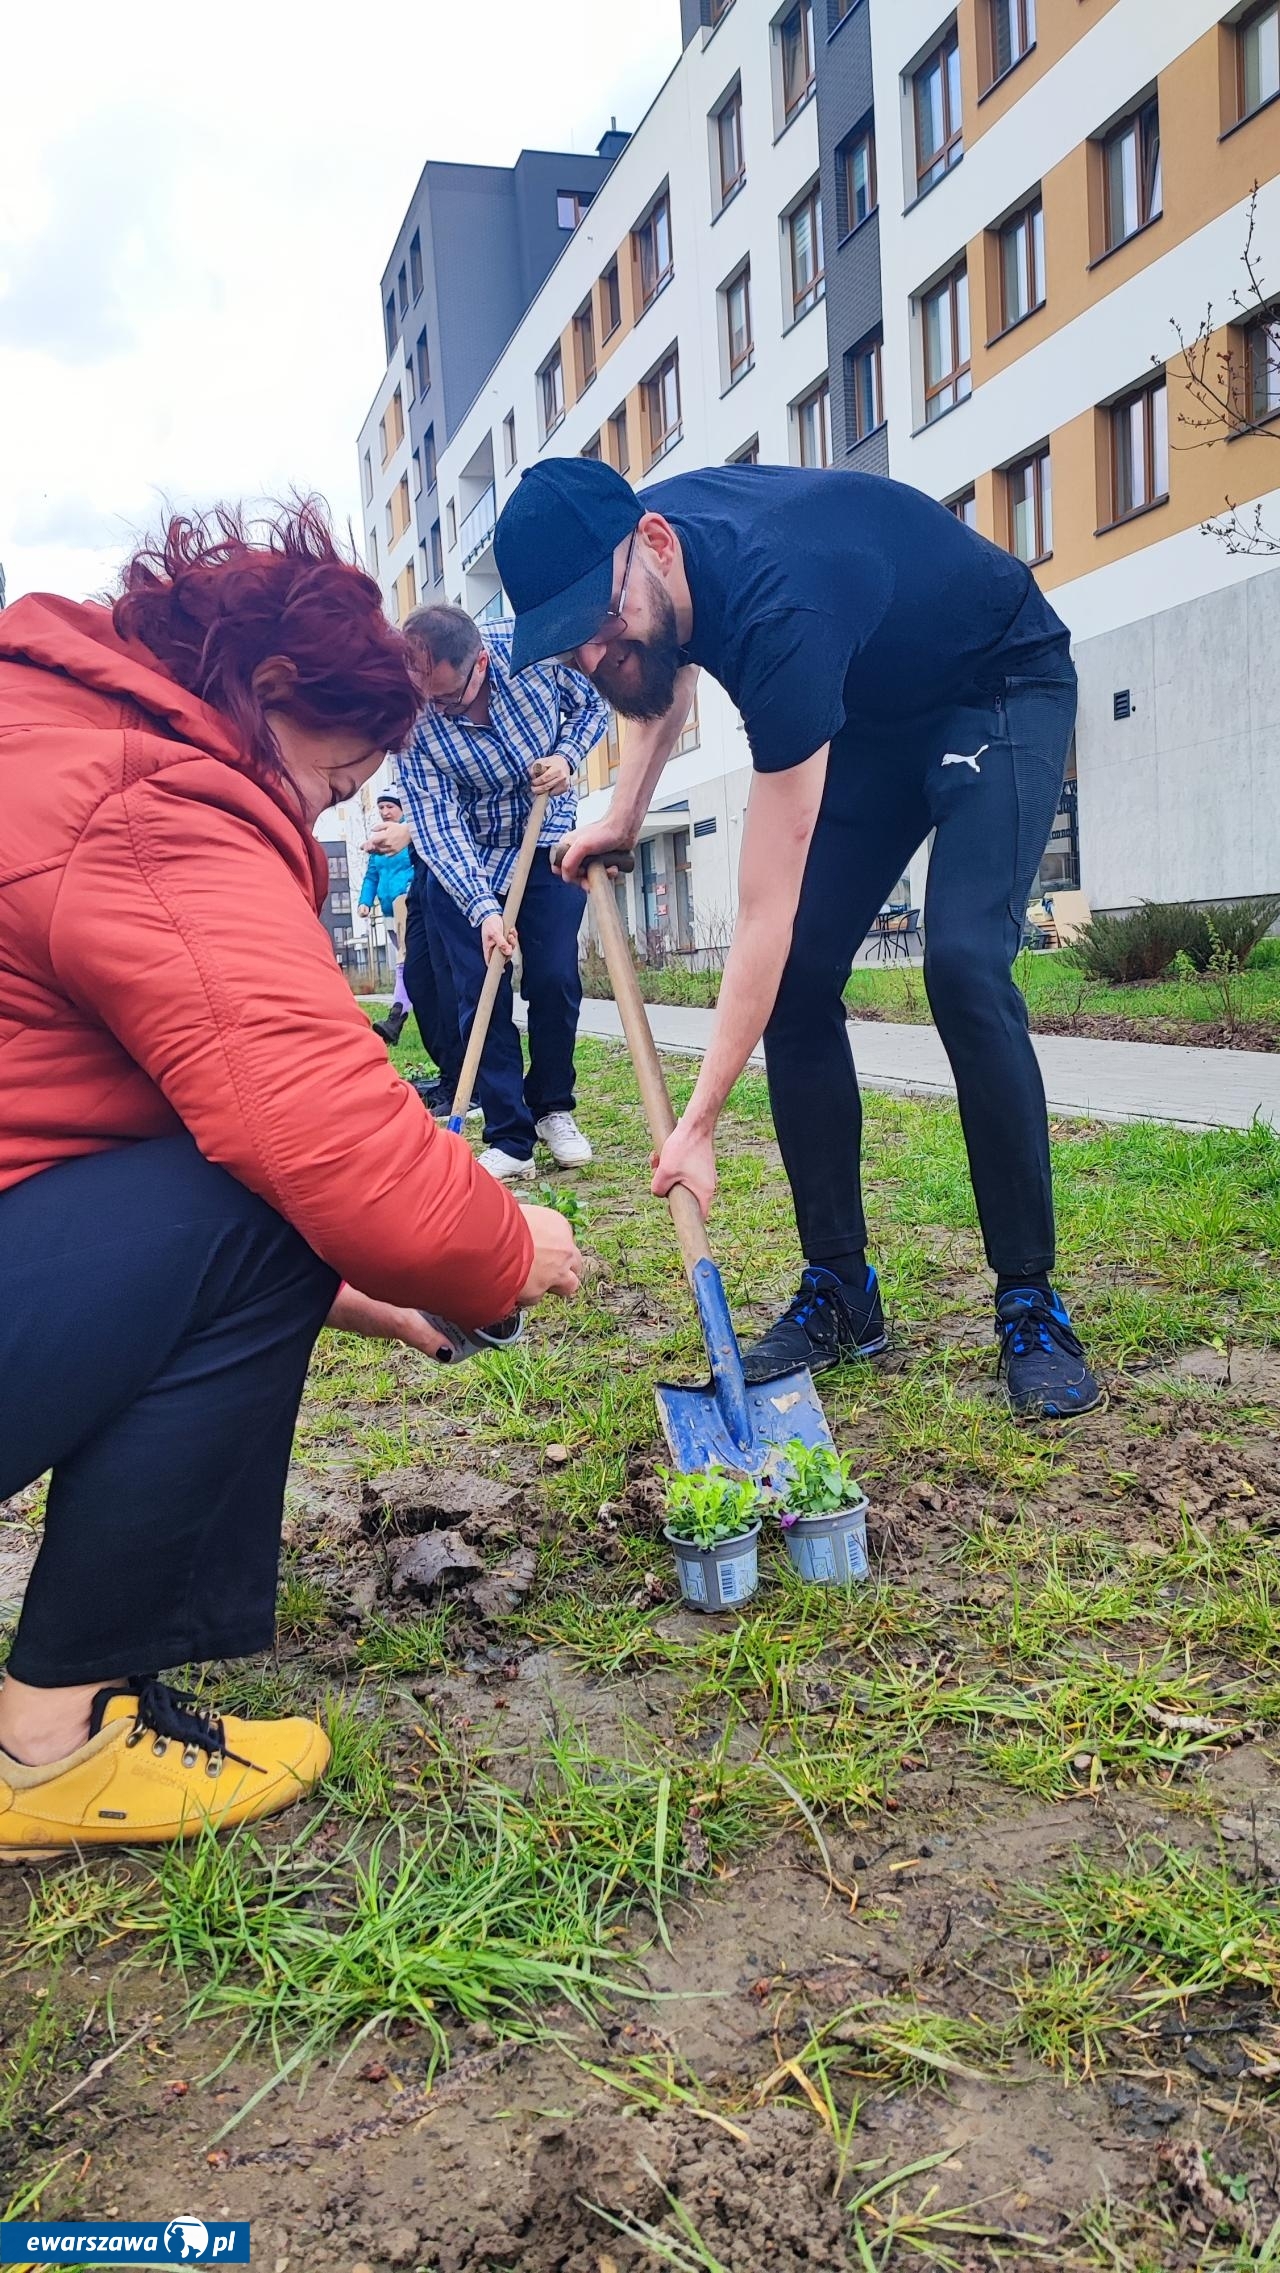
[493,459,1100,1420]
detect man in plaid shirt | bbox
[399,605,609,1180]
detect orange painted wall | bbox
[959,0,1125,145]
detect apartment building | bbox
[433,0,837,950]
[870,0,1280,910]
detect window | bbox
[413,448,423,499]
[397,264,408,318]
[635,194,673,310]
[581,433,602,461]
[1244,306,1280,423]
[604,711,622,785]
[914,28,963,194]
[832,0,858,19]
[986,0,1035,87]
[600,261,622,339]
[1108,376,1169,520]
[540,347,566,438]
[787,184,825,321]
[574,300,597,391]
[409,230,423,300]
[729,435,760,464]
[1101,97,1162,252]
[676,694,701,756]
[998,195,1045,329]
[947,488,978,528]
[1006,445,1052,561]
[367,526,379,573]
[387,473,411,543]
[557,189,593,230]
[430,521,443,584]
[645,350,682,465]
[419,541,429,593]
[847,332,884,442]
[384,295,398,358]
[404,352,415,406]
[416,329,430,395]
[724,266,754,385]
[780,1,816,123]
[795,379,831,467]
[423,424,437,492]
[503,410,517,471]
[710,0,735,22]
[362,450,373,504]
[1239,1,1280,119]
[608,404,630,475]
[922,262,971,421]
[446,498,458,549]
[839,125,877,237]
[716,83,745,205]
[380,388,404,462]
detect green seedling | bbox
[772,1436,864,1529]
[535,1181,589,1228]
[661,1465,763,1549]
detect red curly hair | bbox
[113,500,419,783]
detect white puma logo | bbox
[941,745,988,774]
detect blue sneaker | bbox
[996,1288,1102,1419]
[742,1266,888,1386]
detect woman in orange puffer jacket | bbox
[0,502,582,1856]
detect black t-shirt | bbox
[639,463,1069,773]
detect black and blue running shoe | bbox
[742,1266,888,1386]
[996,1287,1102,1419]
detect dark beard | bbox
[590,573,682,721]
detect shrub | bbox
[661,1466,762,1548]
[1250,937,1280,970]
[1066,897,1280,984]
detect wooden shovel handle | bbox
[448,790,550,1126]
[583,857,713,1279]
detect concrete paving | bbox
[546,996,1280,1135]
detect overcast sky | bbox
[0,0,680,605]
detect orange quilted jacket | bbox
[0,593,532,1325]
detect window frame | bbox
[1243,304,1280,425]
[644,349,683,468]
[608,404,631,476]
[1106,375,1170,525]
[996,193,1045,332]
[795,378,832,468]
[430,520,443,585]
[362,450,373,505]
[574,298,597,392]
[600,260,622,340]
[557,189,592,231]
[984,0,1036,91]
[409,229,424,300]
[715,81,746,206]
[415,329,430,396]
[780,0,816,125]
[539,347,566,440]
[446,498,458,550]
[847,332,885,444]
[1237,0,1280,121]
[397,263,408,318]
[913,28,963,195]
[502,410,517,472]
[581,433,603,462]
[635,193,674,312]
[724,264,754,387]
[729,435,761,465]
[838,123,877,239]
[423,424,437,493]
[921,261,971,423]
[1101,95,1162,254]
[787,182,825,323]
[946,487,978,528]
[1006,444,1053,564]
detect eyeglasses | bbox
[426,651,482,717]
[579,529,638,654]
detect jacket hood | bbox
[0,592,250,769]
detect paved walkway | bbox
[542,997,1280,1134]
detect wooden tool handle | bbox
[448,790,550,1126]
[584,858,713,1278]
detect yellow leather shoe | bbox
[0,1679,331,1859]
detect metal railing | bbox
[474,592,507,626]
[460,484,496,569]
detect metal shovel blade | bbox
[656,1256,837,1480]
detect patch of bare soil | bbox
[1028,1011,1279,1054]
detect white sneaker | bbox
[478,1146,536,1182]
[535,1112,593,1168]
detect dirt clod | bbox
[389,1529,484,1597]
[362,1467,520,1536]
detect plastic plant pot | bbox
[664,1519,761,1613]
[781,1493,870,1586]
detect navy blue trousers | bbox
[0,1138,337,1686]
[426,849,585,1160]
[764,655,1076,1281]
[402,857,463,1094]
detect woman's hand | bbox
[480,913,518,964]
[529,755,572,796]
[326,1284,454,1358]
[517,1204,585,1303]
[651,1117,717,1219]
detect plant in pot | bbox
[773,1439,869,1586]
[662,1466,764,1612]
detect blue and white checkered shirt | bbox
[400,623,609,926]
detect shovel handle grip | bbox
[583,858,713,1278]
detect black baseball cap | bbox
[494,459,642,671]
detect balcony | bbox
[474,591,507,626]
[460,484,497,570]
